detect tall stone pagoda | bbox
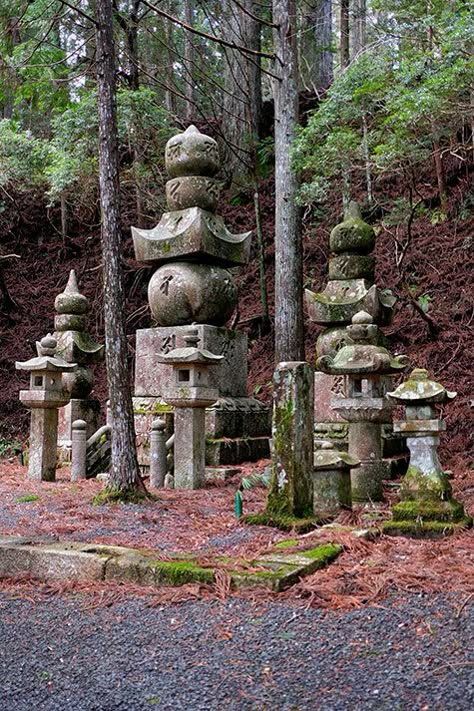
[53,270,104,455]
[132,126,270,468]
[305,202,402,472]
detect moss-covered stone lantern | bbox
[16,334,77,481]
[383,368,472,536]
[158,327,223,489]
[317,311,408,503]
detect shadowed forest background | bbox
[0,0,472,469]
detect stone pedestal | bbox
[134,324,270,468]
[29,409,59,482]
[266,362,314,519]
[348,421,385,502]
[312,443,358,517]
[174,409,206,489]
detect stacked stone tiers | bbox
[306,204,407,478]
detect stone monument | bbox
[132,125,270,469]
[16,335,76,481]
[53,270,104,457]
[305,203,402,470]
[383,368,472,535]
[317,311,408,502]
[313,441,360,518]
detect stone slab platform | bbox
[0,537,342,593]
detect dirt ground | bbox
[1,460,473,610]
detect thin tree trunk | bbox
[164,1,176,115]
[95,0,142,494]
[273,0,305,363]
[340,0,350,69]
[362,113,372,205]
[184,0,195,124]
[253,183,270,333]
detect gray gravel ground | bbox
[0,591,473,710]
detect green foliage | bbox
[295,2,474,207]
[15,493,40,503]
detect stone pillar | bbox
[267,362,314,518]
[174,409,206,490]
[71,419,88,481]
[150,418,167,488]
[29,408,59,482]
[348,421,383,502]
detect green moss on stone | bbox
[149,559,214,585]
[274,538,299,549]
[392,499,465,522]
[383,517,472,538]
[301,543,343,564]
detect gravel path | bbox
[0,592,473,710]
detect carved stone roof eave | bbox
[157,347,224,365]
[132,207,251,267]
[305,283,396,326]
[15,356,78,372]
[317,348,408,375]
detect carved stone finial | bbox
[37,334,57,357]
[165,125,220,178]
[344,200,362,220]
[55,270,89,316]
[183,327,200,349]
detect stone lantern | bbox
[383,368,472,535]
[317,311,408,503]
[16,335,77,482]
[158,327,223,489]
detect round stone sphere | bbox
[165,126,220,178]
[148,262,238,326]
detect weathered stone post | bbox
[16,335,77,482]
[71,419,88,481]
[383,369,472,535]
[317,312,408,502]
[313,442,359,518]
[159,328,223,489]
[266,362,314,519]
[150,418,167,488]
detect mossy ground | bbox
[383,517,472,538]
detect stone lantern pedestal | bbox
[383,369,472,536]
[158,328,223,489]
[16,335,77,482]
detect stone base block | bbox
[206,398,270,438]
[350,461,388,503]
[135,325,248,398]
[205,467,241,484]
[312,469,351,518]
[382,499,472,538]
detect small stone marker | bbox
[150,418,167,488]
[266,362,314,519]
[16,335,77,481]
[71,419,88,481]
[313,441,360,518]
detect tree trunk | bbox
[222,0,262,176]
[299,0,333,94]
[350,0,366,58]
[164,3,176,116]
[95,0,142,494]
[184,0,195,124]
[340,0,350,69]
[273,0,305,363]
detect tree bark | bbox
[272,0,305,363]
[340,0,350,69]
[299,0,333,94]
[184,0,195,124]
[350,0,366,58]
[95,0,141,493]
